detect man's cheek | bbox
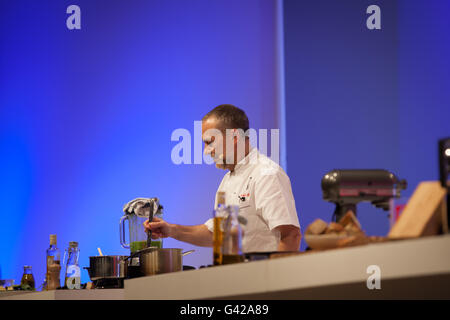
[204,145,213,156]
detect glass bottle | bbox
[45,234,61,290]
[63,241,81,289]
[213,192,226,265]
[20,266,35,289]
[213,192,243,265]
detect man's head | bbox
[202,104,250,170]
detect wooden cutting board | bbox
[388,181,448,238]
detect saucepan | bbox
[84,255,128,281]
[125,248,195,276]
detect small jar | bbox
[21,265,35,289]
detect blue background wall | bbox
[283,0,400,249]
[284,0,449,251]
[0,0,280,284]
[1,0,449,285]
[397,0,450,200]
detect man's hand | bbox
[143,217,213,247]
[143,217,173,239]
[275,225,301,251]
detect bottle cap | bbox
[23,265,32,270]
[69,241,78,248]
[217,192,226,205]
[50,234,57,245]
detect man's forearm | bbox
[275,225,302,251]
[171,224,213,247]
[277,234,301,251]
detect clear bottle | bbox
[20,265,35,289]
[45,234,61,290]
[63,241,81,289]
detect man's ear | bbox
[232,129,239,145]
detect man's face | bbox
[202,117,229,170]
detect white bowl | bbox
[304,234,352,250]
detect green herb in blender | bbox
[130,241,147,253]
[130,240,162,252]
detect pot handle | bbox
[119,215,130,249]
[124,246,157,261]
[182,250,195,257]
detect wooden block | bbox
[388,181,447,238]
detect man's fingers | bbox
[151,232,162,239]
[143,217,163,228]
[147,221,165,231]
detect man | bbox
[144,104,301,252]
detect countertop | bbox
[2,234,450,300]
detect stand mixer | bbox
[321,169,407,222]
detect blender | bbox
[119,198,163,278]
[120,198,163,252]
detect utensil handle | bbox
[182,250,195,256]
[119,215,130,249]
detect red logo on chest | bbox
[238,193,250,202]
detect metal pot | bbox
[84,255,128,280]
[127,248,194,276]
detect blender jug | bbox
[120,200,163,253]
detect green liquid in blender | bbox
[130,240,162,253]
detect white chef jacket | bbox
[204,147,301,252]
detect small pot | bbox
[85,255,128,281]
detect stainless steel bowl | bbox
[85,255,128,280]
